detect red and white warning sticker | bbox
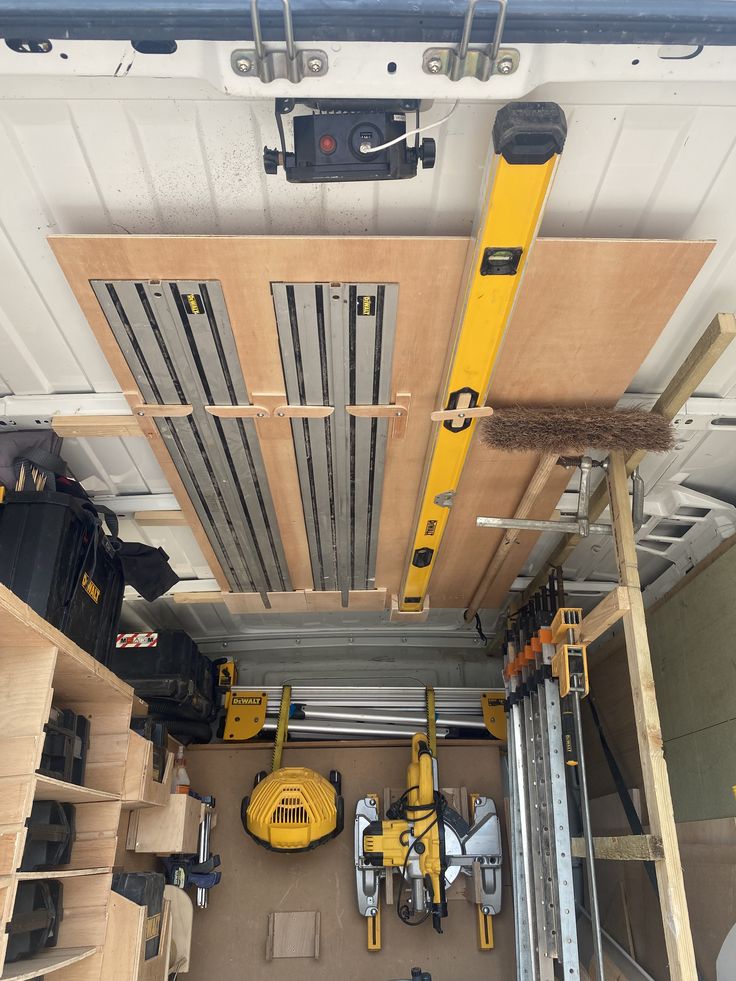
[116,632,159,648]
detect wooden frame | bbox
[0,584,137,980]
[601,451,697,978]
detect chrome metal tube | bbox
[477,515,613,536]
[262,719,449,739]
[298,706,485,729]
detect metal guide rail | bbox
[223,685,507,742]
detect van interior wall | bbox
[198,643,504,690]
[582,537,736,980]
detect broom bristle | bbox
[480,405,675,455]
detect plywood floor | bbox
[184,742,514,981]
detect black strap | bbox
[20,447,69,476]
[587,692,658,894]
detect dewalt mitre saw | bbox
[355,733,502,949]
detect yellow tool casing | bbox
[244,766,342,852]
[223,690,267,741]
[362,734,443,908]
[481,689,507,741]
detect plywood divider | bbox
[122,731,174,809]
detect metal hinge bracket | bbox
[231,0,328,83]
[423,0,519,81]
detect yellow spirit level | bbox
[399,103,567,611]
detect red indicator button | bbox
[319,134,337,155]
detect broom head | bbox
[480,405,675,455]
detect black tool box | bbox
[38,707,90,786]
[112,871,165,959]
[20,801,76,872]
[109,630,216,722]
[0,490,125,663]
[6,880,63,963]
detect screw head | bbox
[235,57,252,73]
[496,56,514,75]
[427,57,442,74]
[307,57,323,73]
[276,411,285,417]
[256,411,266,418]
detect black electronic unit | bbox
[38,707,90,786]
[112,871,165,959]
[109,630,216,724]
[6,880,63,963]
[20,801,76,872]
[263,99,435,183]
[0,490,125,664]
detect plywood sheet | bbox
[50,236,712,609]
[430,238,714,608]
[183,742,513,981]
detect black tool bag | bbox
[0,490,125,663]
[0,440,179,661]
[6,880,63,962]
[109,630,216,724]
[112,872,165,959]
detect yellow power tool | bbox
[355,734,502,947]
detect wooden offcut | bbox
[50,235,712,608]
[266,911,321,961]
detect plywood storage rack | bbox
[0,583,137,981]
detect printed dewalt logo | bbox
[356,294,376,317]
[185,292,203,314]
[424,519,438,536]
[81,572,101,604]
[232,695,264,706]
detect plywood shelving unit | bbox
[0,583,135,981]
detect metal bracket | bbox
[422,0,519,81]
[434,490,455,509]
[231,0,328,84]
[476,457,645,537]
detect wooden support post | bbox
[580,586,630,645]
[607,450,697,980]
[512,312,736,613]
[570,834,663,861]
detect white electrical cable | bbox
[359,102,459,154]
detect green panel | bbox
[646,542,736,821]
[664,719,736,822]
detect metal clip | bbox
[231,0,328,83]
[423,0,519,82]
[434,491,455,509]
